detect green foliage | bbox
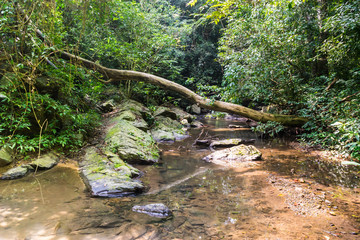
[0,0,102,155]
[252,121,285,138]
[209,0,360,159]
[299,87,360,160]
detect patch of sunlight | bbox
[0,221,9,227]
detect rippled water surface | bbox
[1,118,359,239]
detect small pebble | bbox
[329,211,336,216]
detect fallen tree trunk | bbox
[59,51,308,127]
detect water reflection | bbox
[0,118,359,239]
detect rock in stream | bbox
[80,147,144,197]
[203,144,262,167]
[209,138,256,149]
[132,203,172,218]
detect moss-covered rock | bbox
[154,106,178,120]
[119,99,151,118]
[111,110,149,131]
[0,147,13,167]
[154,105,194,122]
[30,152,59,169]
[99,99,116,113]
[80,147,144,197]
[151,116,188,142]
[203,145,262,167]
[105,119,159,164]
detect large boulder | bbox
[154,105,194,122]
[119,99,151,118]
[151,116,188,142]
[30,152,59,169]
[80,148,144,197]
[111,110,149,131]
[0,147,13,167]
[154,106,178,120]
[1,165,34,180]
[105,119,159,164]
[203,145,262,167]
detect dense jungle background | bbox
[1,0,359,161]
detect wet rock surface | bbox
[0,165,33,180]
[132,203,172,218]
[203,144,262,166]
[80,147,144,197]
[0,151,59,180]
[1,118,360,239]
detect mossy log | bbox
[60,51,308,127]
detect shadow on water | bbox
[0,118,359,239]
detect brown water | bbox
[1,119,359,239]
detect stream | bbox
[0,118,359,239]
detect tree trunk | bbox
[59,51,308,127]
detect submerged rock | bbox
[0,147,13,167]
[132,203,172,218]
[210,138,256,149]
[0,165,34,180]
[105,119,159,164]
[203,145,262,166]
[80,147,144,197]
[30,152,59,169]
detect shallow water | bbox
[0,118,359,239]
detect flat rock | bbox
[203,145,262,167]
[0,147,13,167]
[30,152,59,169]
[80,147,144,197]
[0,165,34,180]
[210,138,256,149]
[105,119,159,164]
[132,203,172,218]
